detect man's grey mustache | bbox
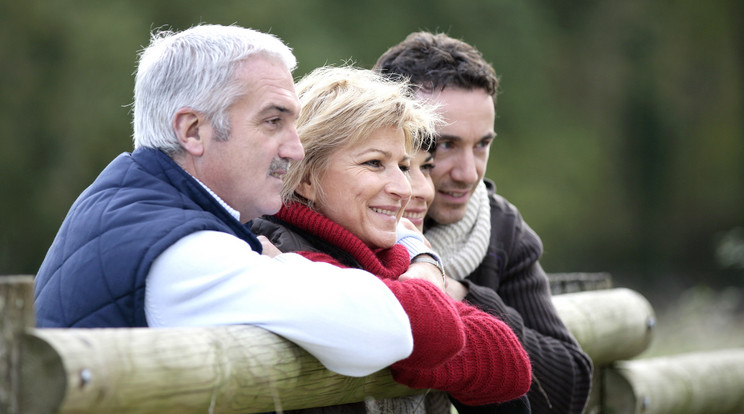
[268,158,291,176]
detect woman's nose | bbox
[407,170,427,199]
[387,168,412,201]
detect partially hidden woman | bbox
[253,66,531,412]
[402,106,533,414]
[402,141,436,233]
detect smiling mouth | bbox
[402,210,426,220]
[370,207,398,216]
[441,190,467,197]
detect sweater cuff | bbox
[396,223,440,262]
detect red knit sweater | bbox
[273,204,532,405]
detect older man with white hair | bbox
[34,24,444,378]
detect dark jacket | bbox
[452,179,593,414]
[34,147,261,328]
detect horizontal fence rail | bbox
[2,275,743,414]
[551,287,654,366]
[604,349,744,414]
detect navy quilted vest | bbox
[34,148,262,328]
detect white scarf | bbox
[425,181,491,280]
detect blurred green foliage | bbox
[1,0,742,296]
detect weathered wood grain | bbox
[0,276,35,414]
[605,349,744,414]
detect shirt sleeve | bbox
[294,250,465,370]
[145,230,414,377]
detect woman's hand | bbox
[400,260,446,291]
[257,235,282,258]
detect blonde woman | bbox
[254,66,531,413]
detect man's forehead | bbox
[235,56,295,91]
[235,63,300,116]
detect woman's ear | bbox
[295,178,317,204]
[173,108,208,157]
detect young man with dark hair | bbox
[375,32,593,413]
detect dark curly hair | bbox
[373,32,499,97]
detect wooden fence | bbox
[2,274,744,414]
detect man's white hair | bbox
[132,24,297,154]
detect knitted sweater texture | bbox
[255,203,532,406]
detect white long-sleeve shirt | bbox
[145,229,414,377]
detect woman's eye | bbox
[364,160,382,168]
[399,164,410,173]
[421,163,435,172]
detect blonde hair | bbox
[282,65,440,206]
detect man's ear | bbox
[173,108,207,157]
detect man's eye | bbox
[399,164,410,173]
[477,139,492,149]
[437,141,453,150]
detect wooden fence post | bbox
[0,275,35,414]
